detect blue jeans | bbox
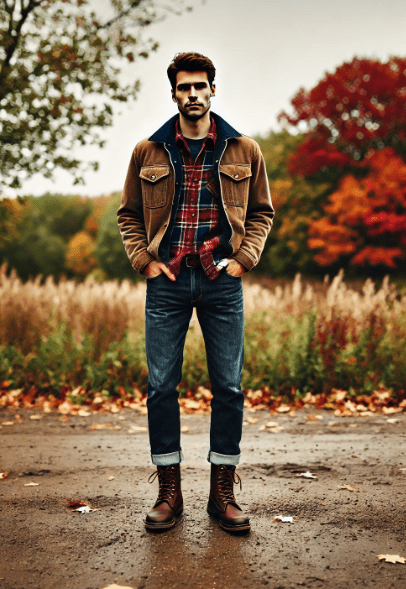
[145,262,245,466]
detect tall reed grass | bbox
[1,264,405,401]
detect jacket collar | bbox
[148,111,242,144]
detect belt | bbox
[184,255,201,267]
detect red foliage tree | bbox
[279,57,406,176]
[308,148,406,268]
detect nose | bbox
[189,85,197,99]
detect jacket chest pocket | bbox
[219,164,252,206]
[140,165,170,208]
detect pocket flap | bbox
[139,166,170,183]
[219,164,252,181]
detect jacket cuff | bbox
[133,251,155,274]
[232,250,256,272]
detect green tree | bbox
[254,130,331,276]
[0,0,189,188]
[94,193,135,280]
[0,193,95,279]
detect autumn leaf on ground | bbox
[78,409,91,417]
[276,404,291,413]
[127,426,148,433]
[247,417,259,424]
[259,422,284,432]
[89,424,121,430]
[296,471,318,479]
[181,426,190,433]
[338,484,359,492]
[24,482,40,486]
[101,584,135,589]
[307,414,323,421]
[29,414,43,420]
[107,476,115,481]
[273,515,294,523]
[377,554,406,564]
[387,418,400,424]
[0,472,9,479]
[67,500,98,513]
[2,421,15,425]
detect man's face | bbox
[172,71,215,121]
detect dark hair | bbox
[167,52,216,90]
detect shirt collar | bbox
[175,116,217,150]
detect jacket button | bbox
[234,174,239,179]
[151,174,156,180]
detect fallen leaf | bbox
[273,515,294,523]
[296,471,317,479]
[29,415,43,420]
[127,426,148,433]
[89,424,121,430]
[2,421,15,425]
[78,409,91,417]
[276,404,291,413]
[338,484,359,492]
[387,418,399,424]
[259,422,285,432]
[306,414,323,421]
[58,400,73,415]
[75,505,98,513]
[101,585,136,589]
[59,416,71,422]
[349,423,358,428]
[107,476,115,481]
[67,500,98,513]
[383,407,403,415]
[377,554,406,564]
[181,426,190,433]
[0,472,9,479]
[247,417,259,424]
[24,482,40,487]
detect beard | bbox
[178,100,211,121]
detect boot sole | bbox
[207,505,251,533]
[144,510,183,531]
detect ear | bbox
[210,84,216,97]
[171,88,176,102]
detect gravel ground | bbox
[1,406,406,589]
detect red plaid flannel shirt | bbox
[168,118,222,280]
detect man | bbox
[117,52,274,533]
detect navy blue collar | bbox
[148,111,242,144]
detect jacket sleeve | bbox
[117,148,155,273]
[232,143,274,271]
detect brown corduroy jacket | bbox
[117,112,274,274]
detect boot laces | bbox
[217,465,242,503]
[148,466,176,501]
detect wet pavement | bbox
[1,406,406,588]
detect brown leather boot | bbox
[145,464,183,531]
[207,464,250,533]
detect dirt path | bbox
[1,406,406,589]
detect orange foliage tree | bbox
[308,148,406,268]
[65,231,97,277]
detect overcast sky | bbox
[10,0,406,198]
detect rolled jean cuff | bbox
[207,450,241,466]
[151,449,183,466]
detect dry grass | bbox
[2,265,405,355]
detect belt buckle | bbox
[185,255,198,267]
